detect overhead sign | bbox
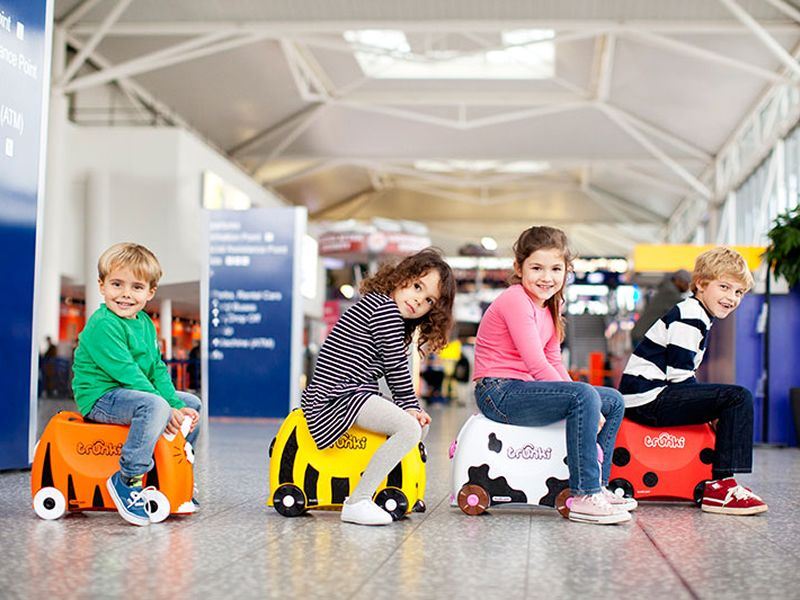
[0,0,52,469]
[633,244,765,273]
[202,207,306,417]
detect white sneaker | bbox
[341,499,393,526]
[602,487,638,511]
[568,493,632,525]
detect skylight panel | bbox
[343,29,555,80]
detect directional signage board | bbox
[0,0,52,469]
[202,208,306,417]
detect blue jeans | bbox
[87,389,202,479]
[474,378,624,495]
[626,381,753,479]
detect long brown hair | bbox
[360,248,456,353]
[509,226,574,342]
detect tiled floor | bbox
[2,403,799,599]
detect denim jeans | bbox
[474,378,624,495]
[87,389,202,479]
[626,381,753,479]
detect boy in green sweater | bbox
[72,243,201,526]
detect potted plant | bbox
[764,205,800,289]
[763,205,800,445]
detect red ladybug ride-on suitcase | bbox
[609,418,716,504]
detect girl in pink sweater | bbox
[473,226,634,525]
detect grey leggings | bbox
[347,395,426,504]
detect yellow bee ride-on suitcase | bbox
[268,408,427,520]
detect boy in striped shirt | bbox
[619,247,767,515]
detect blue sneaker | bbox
[106,471,150,526]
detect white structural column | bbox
[160,299,173,360]
[84,171,112,318]
[36,29,68,345]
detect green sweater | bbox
[72,304,185,415]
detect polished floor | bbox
[2,402,799,600]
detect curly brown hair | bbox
[360,248,456,353]
[509,226,574,342]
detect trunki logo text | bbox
[334,432,368,450]
[643,432,686,449]
[507,444,552,460]
[76,440,123,456]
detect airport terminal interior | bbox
[2,1,800,599]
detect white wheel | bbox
[33,487,66,520]
[141,488,171,523]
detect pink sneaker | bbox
[701,478,768,515]
[602,487,638,511]
[568,493,632,525]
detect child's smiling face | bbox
[514,247,567,308]
[694,276,747,319]
[392,270,441,320]
[99,266,156,319]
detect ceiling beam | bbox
[591,33,616,102]
[598,104,713,198]
[719,0,800,79]
[58,0,133,86]
[63,31,192,130]
[63,32,266,93]
[763,0,800,24]
[262,104,329,162]
[68,21,800,36]
[623,28,790,85]
[227,105,324,157]
[600,103,712,161]
[58,0,105,30]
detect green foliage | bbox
[764,205,800,288]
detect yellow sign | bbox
[632,245,765,273]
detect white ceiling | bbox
[54,0,800,256]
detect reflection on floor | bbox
[2,403,799,599]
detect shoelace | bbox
[127,485,157,514]
[731,485,762,502]
[582,492,612,508]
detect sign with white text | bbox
[202,208,306,417]
[0,0,52,469]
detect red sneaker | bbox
[701,478,768,515]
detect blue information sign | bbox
[203,208,306,417]
[0,0,52,469]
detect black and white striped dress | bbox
[302,292,420,449]
[619,296,713,408]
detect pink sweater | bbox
[473,284,571,382]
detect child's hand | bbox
[407,408,431,427]
[179,407,200,432]
[597,413,606,433]
[165,409,183,436]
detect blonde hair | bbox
[691,246,754,293]
[97,243,163,288]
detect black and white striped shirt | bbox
[619,296,714,408]
[301,292,420,449]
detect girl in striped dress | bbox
[302,248,455,525]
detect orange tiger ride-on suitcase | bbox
[608,418,715,504]
[31,411,195,522]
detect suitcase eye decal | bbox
[487,433,502,453]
